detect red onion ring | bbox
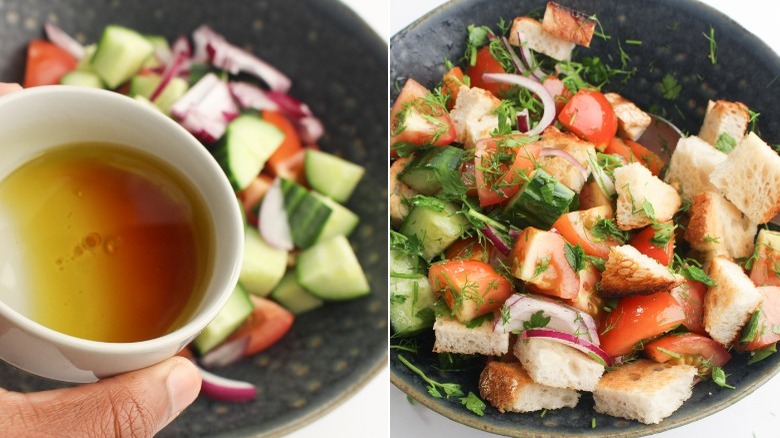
[198,366,257,402]
[516,109,530,133]
[494,293,600,345]
[522,329,612,366]
[229,81,281,111]
[483,224,511,256]
[149,36,190,102]
[539,147,589,182]
[259,178,294,250]
[44,22,84,60]
[501,36,529,77]
[515,31,545,80]
[481,73,555,137]
[199,336,249,368]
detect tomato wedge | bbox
[428,259,513,323]
[565,262,606,325]
[263,110,303,176]
[629,223,675,267]
[445,237,490,263]
[474,136,542,207]
[226,295,294,357]
[670,279,707,335]
[604,138,664,176]
[390,78,457,153]
[542,75,572,114]
[23,39,78,88]
[553,205,619,259]
[737,286,780,352]
[598,291,686,358]
[442,66,467,109]
[510,227,579,300]
[644,333,731,376]
[466,46,511,97]
[749,231,780,287]
[558,89,617,150]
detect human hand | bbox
[0,356,202,437]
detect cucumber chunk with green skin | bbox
[312,191,360,243]
[215,115,284,191]
[142,34,169,69]
[499,168,575,230]
[399,200,469,261]
[193,284,253,354]
[239,227,288,297]
[90,25,154,88]
[130,74,189,115]
[398,146,465,195]
[390,246,423,276]
[269,271,324,315]
[75,44,97,72]
[60,71,104,88]
[390,275,436,336]
[304,149,365,202]
[279,179,334,249]
[297,235,370,300]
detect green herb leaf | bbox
[460,392,487,416]
[531,257,551,280]
[740,309,762,344]
[523,309,551,330]
[747,343,777,365]
[642,199,656,220]
[465,313,493,329]
[655,346,682,360]
[465,25,493,66]
[397,354,466,400]
[591,218,629,244]
[711,366,735,389]
[703,26,717,64]
[658,74,682,100]
[714,132,736,153]
[650,221,675,247]
[564,242,587,272]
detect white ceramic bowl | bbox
[0,86,243,383]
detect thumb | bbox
[0,356,202,437]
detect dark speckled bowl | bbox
[0,0,387,436]
[391,0,780,436]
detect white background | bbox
[389,1,780,438]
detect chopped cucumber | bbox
[312,191,359,243]
[269,271,324,315]
[304,149,365,202]
[90,25,154,88]
[130,74,189,114]
[280,179,333,249]
[239,227,288,297]
[390,275,436,336]
[499,168,575,230]
[214,115,284,191]
[398,146,465,195]
[193,284,253,354]
[390,246,423,276]
[297,235,370,300]
[142,34,169,69]
[60,71,104,88]
[75,44,97,72]
[399,201,468,261]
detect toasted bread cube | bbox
[704,257,763,346]
[433,315,509,356]
[614,162,681,230]
[604,93,652,141]
[593,359,697,425]
[600,245,683,297]
[479,361,580,413]
[513,337,604,391]
[537,127,595,192]
[509,17,575,61]
[698,100,749,146]
[664,135,727,200]
[390,158,418,228]
[685,191,756,259]
[541,1,596,47]
[449,85,501,148]
[710,132,780,224]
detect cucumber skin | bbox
[398,146,465,195]
[215,115,284,191]
[239,227,288,297]
[499,169,575,230]
[269,271,324,315]
[60,71,105,89]
[296,235,370,301]
[192,284,253,354]
[304,149,365,203]
[90,25,154,89]
[398,201,469,261]
[311,191,360,244]
[390,275,436,336]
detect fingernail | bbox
[165,358,202,419]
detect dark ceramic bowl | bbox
[0,0,387,436]
[391,0,780,436]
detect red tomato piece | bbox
[466,46,511,97]
[542,75,572,114]
[474,136,542,207]
[604,137,634,163]
[263,110,303,175]
[390,78,457,154]
[558,89,617,150]
[237,174,274,225]
[598,291,686,358]
[749,238,780,287]
[629,224,675,267]
[227,295,294,357]
[670,279,708,335]
[442,66,467,109]
[565,262,606,326]
[445,237,490,263]
[428,259,514,323]
[553,205,619,259]
[23,40,78,88]
[510,227,580,300]
[737,286,780,351]
[644,333,731,376]
[624,139,665,176]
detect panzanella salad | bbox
[390,1,780,425]
[28,22,369,401]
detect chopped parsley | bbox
[465,24,494,66]
[564,242,587,272]
[591,217,628,243]
[522,309,551,330]
[711,366,735,389]
[658,74,681,100]
[650,221,675,247]
[747,343,777,365]
[703,26,717,64]
[460,392,487,417]
[714,132,736,153]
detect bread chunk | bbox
[593,359,697,425]
[479,361,580,413]
[600,245,684,297]
[685,191,756,259]
[604,93,652,141]
[614,162,681,230]
[390,158,418,228]
[541,2,596,47]
[698,99,749,146]
[710,132,780,224]
[513,337,604,391]
[704,257,763,346]
[509,17,575,61]
[433,315,509,356]
[449,85,501,148]
[664,135,727,200]
[536,126,595,192]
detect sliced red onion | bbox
[149,36,191,102]
[295,116,324,144]
[44,22,85,60]
[192,25,291,93]
[484,224,511,256]
[500,36,529,77]
[199,336,249,368]
[539,147,589,182]
[516,109,530,133]
[482,73,555,137]
[515,31,545,80]
[171,73,238,143]
[494,293,600,345]
[259,178,294,250]
[522,329,612,366]
[229,81,280,111]
[198,366,257,402]
[508,228,520,240]
[265,91,324,143]
[586,149,616,196]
